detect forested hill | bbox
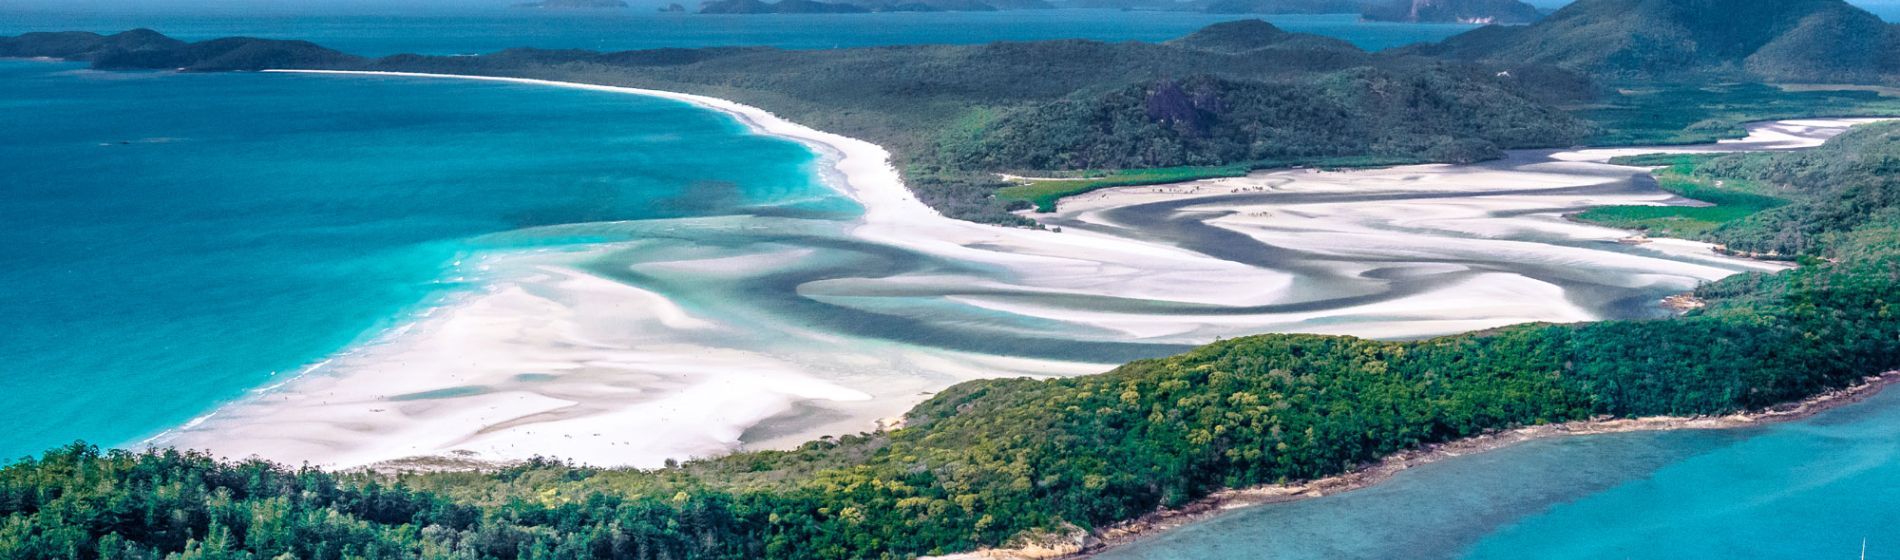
[0,30,363,71]
[948,72,1581,170]
[4,122,1898,560]
[0,24,1589,225]
[1409,0,1900,84]
[6,7,1899,224]
[354,25,1588,223]
[1164,19,1360,53]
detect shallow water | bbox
[0,60,847,459]
[0,62,1823,467]
[1098,388,1900,559]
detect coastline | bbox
[937,370,1900,560]
[152,71,1870,470]
[264,70,932,228]
[182,69,1291,468]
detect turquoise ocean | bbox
[1100,387,1900,559]
[4,6,1900,557]
[0,5,1484,463]
[0,59,852,459]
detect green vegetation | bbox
[997,165,1250,212]
[11,1,1900,223]
[1575,154,1786,238]
[6,122,1900,560]
[1581,83,1900,146]
[1413,0,1900,84]
[997,154,1422,212]
[957,72,1585,171]
[2,23,1590,225]
[356,24,1586,223]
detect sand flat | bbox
[156,71,1864,468]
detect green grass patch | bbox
[998,155,1422,213]
[1580,83,1900,147]
[996,165,1250,213]
[1605,153,1724,169]
[1575,159,1787,238]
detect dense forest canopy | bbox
[1412,0,1900,83]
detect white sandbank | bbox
[1552,118,1890,161]
[170,70,1286,468]
[157,70,1865,469]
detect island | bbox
[1188,0,1367,14]
[699,0,1051,12]
[512,0,631,8]
[1361,0,1542,23]
[2,0,1899,557]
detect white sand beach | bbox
[155,71,1865,469]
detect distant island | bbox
[1362,0,1542,23]
[685,0,1542,16]
[699,0,1050,12]
[1188,0,1365,14]
[513,0,629,8]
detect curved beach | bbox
[156,71,1857,469]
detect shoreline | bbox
[166,71,1863,470]
[265,70,932,228]
[188,69,1274,469]
[939,369,1900,560]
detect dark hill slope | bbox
[1188,0,1366,14]
[1413,0,1900,83]
[0,29,182,60]
[1,26,1586,223]
[364,33,1582,220]
[1165,19,1362,53]
[952,71,1585,170]
[0,30,361,71]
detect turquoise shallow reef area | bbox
[0,59,849,459]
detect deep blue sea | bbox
[0,7,1476,55]
[0,59,849,459]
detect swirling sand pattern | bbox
[161,73,1867,468]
